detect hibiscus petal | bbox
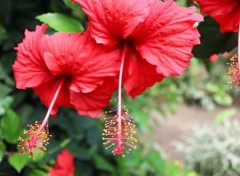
[195,0,240,32]
[56,150,74,171]
[49,150,74,176]
[70,78,117,117]
[33,78,72,116]
[72,0,151,46]
[124,48,164,98]
[48,168,67,176]
[43,33,83,76]
[44,31,120,93]
[131,0,203,77]
[12,24,52,89]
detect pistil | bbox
[18,78,65,156]
[102,44,137,156]
[115,44,127,154]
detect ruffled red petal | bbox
[43,32,83,76]
[56,150,74,170]
[69,31,120,93]
[12,24,52,89]
[131,0,203,77]
[124,47,164,98]
[70,78,117,118]
[44,31,120,93]
[49,150,74,176]
[195,0,240,32]
[72,0,151,46]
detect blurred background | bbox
[0,0,239,175]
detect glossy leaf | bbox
[29,169,48,176]
[36,13,83,33]
[63,0,82,11]
[146,150,166,176]
[86,128,101,145]
[1,108,21,144]
[0,25,8,41]
[93,154,115,173]
[0,141,6,164]
[8,153,29,173]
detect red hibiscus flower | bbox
[13,24,119,156]
[73,0,202,97]
[49,150,75,176]
[193,0,240,32]
[72,0,202,155]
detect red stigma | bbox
[113,144,123,155]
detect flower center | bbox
[18,78,65,157]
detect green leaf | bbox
[0,24,8,41]
[0,83,12,98]
[68,142,95,160]
[36,13,83,33]
[29,169,48,176]
[215,109,237,124]
[117,149,142,168]
[30,152,47,163]
[0,63,15,86]
[1,108,22,144]
[213,93,233,106]
[63,0,82,11]
[0,141,6,164]
[16,104,34,122]
[146,150,166,176]
[8,153,29,173]
[131,108,152,134]
[0,96,14,116]
[0,96,13,108]
[86,128,101,145]
[93,154,115,173]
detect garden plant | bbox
[0,0,239,175]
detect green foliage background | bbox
[0,0,238,175]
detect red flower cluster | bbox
[13,0,202,156]
[49,150,75,176]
